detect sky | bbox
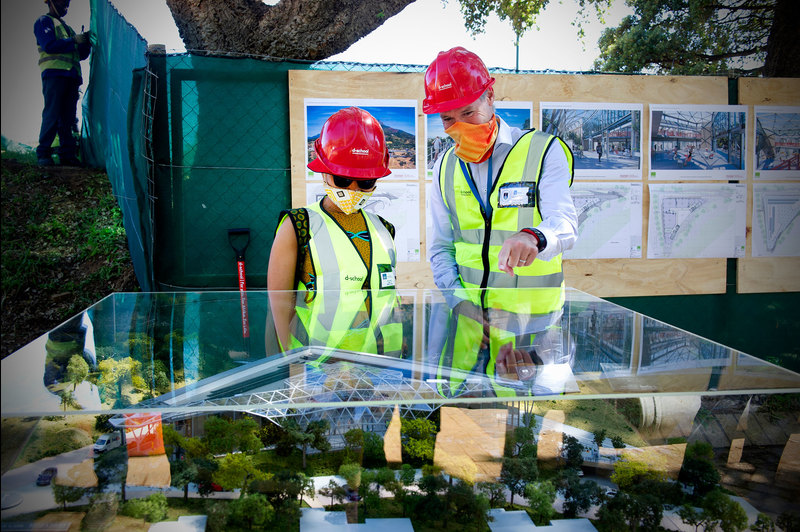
[1,0,633,148]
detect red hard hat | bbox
[422,47,495,115]
[307,107,391,179]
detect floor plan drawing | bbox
[647,183,746,258]
[565,183,642,259]
[752,183,800,257]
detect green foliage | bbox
[400,417,437,466]
[613,398,642,428]
[525,480,557,525]
[338,462,363,490]
[250,469,313,509]
[679,443,721,498]
[702,490,749,532]
[59,390,80,411]
[81,492,118,531]
[97,356,137,405]
[52,484,87,510]
[204,416,261,455]
[559,471,598,519]
[66,354,90,391]
[593,0,776,75]
[362,430,387,468]
[227,493,274,529]
[398,463,417,485]
[275,418,331,469]
[610,435,625,448]
[685,441,715,461]
[1,156,135,341]
[448,480,490,525]
[257,420,285,447]
[456,0,611,42]
[597,490,663,531]
[777,512,800,532]
[121,493,168,522]
[477,481,506,509]
[318,478,347,506]
[93,446,128,492]
[203,500,230,532]
[678,504,705,532]
[592,428,607,448]
[562,435,585,470]
[751,513,776,532]
[37,427,92,460]
[214,452,265,495]
[500,455,538,506]
[94,414,115,433]
[611,457,666,491]
[757,394,800,422]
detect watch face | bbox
[533,229,546,252]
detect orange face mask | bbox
[445,115,499,163]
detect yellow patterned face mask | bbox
[324,185,374,214]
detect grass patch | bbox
[1,154,138,359]
[530,399,649,447]
[10,415,99,468]
[0,417,39,474]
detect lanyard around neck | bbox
[458,155,493,219]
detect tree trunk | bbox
[763,0,800,77]
[165,0,416,60]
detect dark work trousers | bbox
[36,76,81,161]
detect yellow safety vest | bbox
[38,15,80,73]
[436,130,573,397]
[439,129,573,315]
[279,202,402,356]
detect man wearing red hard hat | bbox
[424,47,577,396]
[268,107,403,356]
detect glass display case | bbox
[2,288,799,529]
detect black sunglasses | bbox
[332,175,377,190]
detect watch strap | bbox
[521,228,546,252]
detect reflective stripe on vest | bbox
[38,16,80,73]
[282,202,400,355]
[439,130,573,314]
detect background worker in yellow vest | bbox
[423,47,578,396]
[34,0,91,167]
[268,107,403,357]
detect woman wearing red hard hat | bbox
[267,107,403,356]
[424,47,578,397]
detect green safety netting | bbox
[82,0,151,289]
[151,55,308,290]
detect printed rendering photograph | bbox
[753,106,800,179]
[649,104,747,180]
[541,102,643,180]
[305,98,418,179]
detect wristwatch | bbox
[522,227,546,253]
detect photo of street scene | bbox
[649,105,747,179]
[541,102,642,180]
[753,106,800,178]
[305,98,417,179]
[425,113,454,177]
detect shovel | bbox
[228,228,251,356]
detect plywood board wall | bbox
[288,70,740,296]
[736,77,800,294]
